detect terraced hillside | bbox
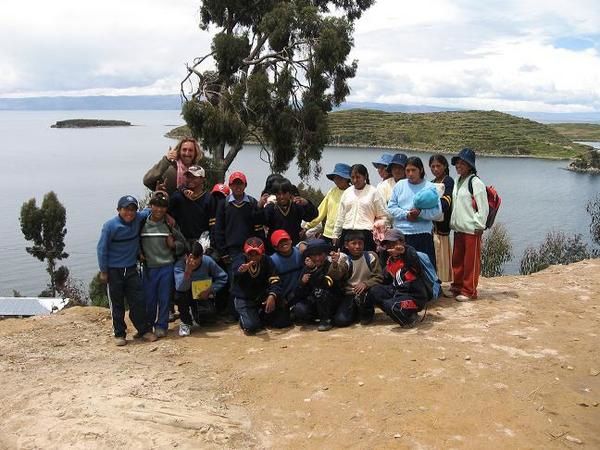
[167,109,591,158]
[548,123,600,141]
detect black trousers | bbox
[107,266,152,338]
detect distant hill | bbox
[51,119,131,128]
[167,109,591,159]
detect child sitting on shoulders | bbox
[330,230,383,326]
[173,241,228,337]
[366,229,432,327]
[292,239,344,331]
[233,237,291,335]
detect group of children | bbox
[97,153,457,346]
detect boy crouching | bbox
[292,239,344,331]
[174,242,228,336]
[366,229,431,327]
[330,230,383,326]
[233,237,292,334]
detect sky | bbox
[2,0,600,112]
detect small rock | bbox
[577,402,589,407]
[537,405,544,411]
[567,366,574,370]
[280,345,288,349]
[589,368,600,376]
[304,398,311,402]
[464,355,471,361]
[322,386,329,391]
[592,402,599,407]
[565,435,583,444]
[149,346,158,353]
[438,356,447,361]
[573,338,580,341]
[358,381,365,386]
[82,338,89,343]
[394,433,402,439]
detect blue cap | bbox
[451,148,476,170]
[371,153,393,168]
[117,195,139,209]
[326,163,352,181]
[387,153,408,169]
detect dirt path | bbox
[1,260,599,449]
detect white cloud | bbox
[1,0,600,112]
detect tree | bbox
[181,0,374,182]
[587,194,600,247]
[19,191,69,297]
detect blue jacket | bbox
[97,210,150,272]
[388,179,442,235]
[270,247,304,298]
[173,255,228,293]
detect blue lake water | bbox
[0,110,598,296]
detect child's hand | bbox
[155,179,167,192]
[183,189,194,200]
[238,261,256,273]
[197,288,212,300]
[263,294,276,313]
[330,249,341,264]
[258,193,270,208]
[293,196,308,206]
[166,235,175,249]
[353,282,368,295]
[301,273,311,284]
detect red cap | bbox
[270,229,291,248]
[228,171,247,186]
[243,237,265,256]
[211,183,231,196]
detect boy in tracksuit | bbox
[97,195,157,346]
[292,239,344,331]
[330,230,383,326]
[259,178,318,250]
[366,229,432,327]
[268,230,304,307]
[173,242,228,337]
[140,191,186,338]
[233,237,291,334]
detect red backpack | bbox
[468,176,501,230]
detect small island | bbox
[51,119,132,128]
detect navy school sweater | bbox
[263,200,318,249]
[214,193,265,256]
[168,189,211,240]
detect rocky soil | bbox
[1,260,599,449]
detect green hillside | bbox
[167,109,591,159]
[548,123,600,141]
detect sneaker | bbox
[154,328,167,338]
[317,320,333,332]
[179,323,191,337]
[141,332,158,342]
[456,295,472,302]
[114,336,127,347]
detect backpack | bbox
[467,176,501,230]
[416,251,441,301]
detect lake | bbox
[1,110,598,296]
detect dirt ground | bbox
[1,259,599,449]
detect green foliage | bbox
[183,0,374,181]
[519,231,591,275]
[296,182,325,207]
[587,195,600,247]
[549,123,600,141]
[19,191,69,297]
[89,272,109,308]
[481,223,513,277]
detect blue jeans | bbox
[143,263,174,331]
[107,266,151,338]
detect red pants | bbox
[451,232,482,299]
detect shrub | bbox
[89,272,109,308]
[587,195,600,247]
[481,223,513,277]
[520,231,591,275]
